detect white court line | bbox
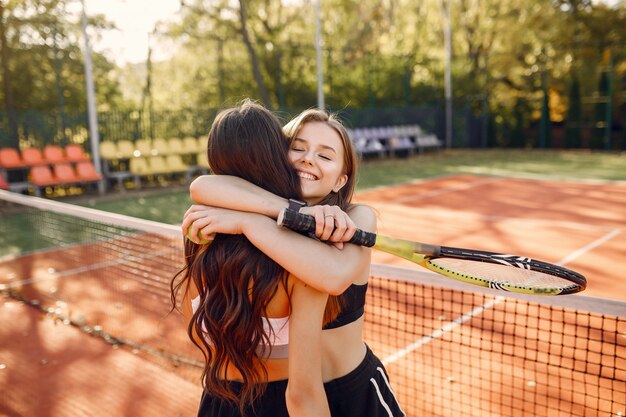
[557,229,622,266]
[381,228,623,366]
[382,296,505,365]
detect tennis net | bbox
[1,189,624,417]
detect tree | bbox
[0,0,125,148]
[0,1,17,147]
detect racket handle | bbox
[277,208,377,247]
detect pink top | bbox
[191,296,289,359]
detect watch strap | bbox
[288,198,307,212]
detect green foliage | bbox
[1,0,626,150]
[0,0,127,112]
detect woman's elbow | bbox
[326,259,367,295]
[320,268,356,295]
[285,382,323,415]
[189,176,210,202]
[323,277,350,296]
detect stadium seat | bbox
[53,163,80,184]
[0,148,26,168]
[130,157,152,176]
[196,151,210,172]
[30,165,58,187]
[22,148,45,166]
[76,161,103,182]
[164,154,185,170]
[167,138,184,154]
[75,161,105,195]
[148,156,168,173]
[182,137,200,153]
[43,145,65,163]
[99,142,118,160]
[129,157,153,189]
[166,155,193,181]
[65,144,89,162]
[97,141,132,191]
[197,135,208,152]
[117,140,135,158]
[152,138,170,155]
[135,139,154,157]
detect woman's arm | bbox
[189,175,287,218]
[285,278,330,417]
[187,175,356,243]
[180,280,205,350]
[182,207,375,295]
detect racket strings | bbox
[427,258,578,290]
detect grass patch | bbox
[357,149,626,189]
[79,189,193,225]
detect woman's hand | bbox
[182,205,252,244]
[299,205,356,249]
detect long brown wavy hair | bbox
[283,108,359,324]
[171,101,303,413]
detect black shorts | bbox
[197,379,289,417]
[325,345,405,417]
[197,345,404,417]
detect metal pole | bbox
[442,0,453,148]
[315,0,324,110]
[81,0,101,174]
[604,49,613,150]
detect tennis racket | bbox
[277,208,586,295]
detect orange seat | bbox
[76,161,103,181]
[30,166,58,186]
[0,148,25,168]
[0,176,9,189]
[65,144,89,162]
[53,163,80,184]
[43,145,65,163]
[22,148,45,166]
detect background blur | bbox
[0,0,625,150]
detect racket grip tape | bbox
[277,208,376,247]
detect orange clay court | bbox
[0,174,625,417]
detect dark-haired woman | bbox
[173,101,331,417]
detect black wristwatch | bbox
[288,198,307,212]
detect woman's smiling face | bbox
[288,121,348,205]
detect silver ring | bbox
[324,214,334,218]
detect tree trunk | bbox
[0,3,19,148]
[237,0,271,108]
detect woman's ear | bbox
[333,174,348,193]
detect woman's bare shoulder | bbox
[347,204,377,232]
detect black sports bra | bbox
[323,283,368,330]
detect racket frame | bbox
[277,208,586,295]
